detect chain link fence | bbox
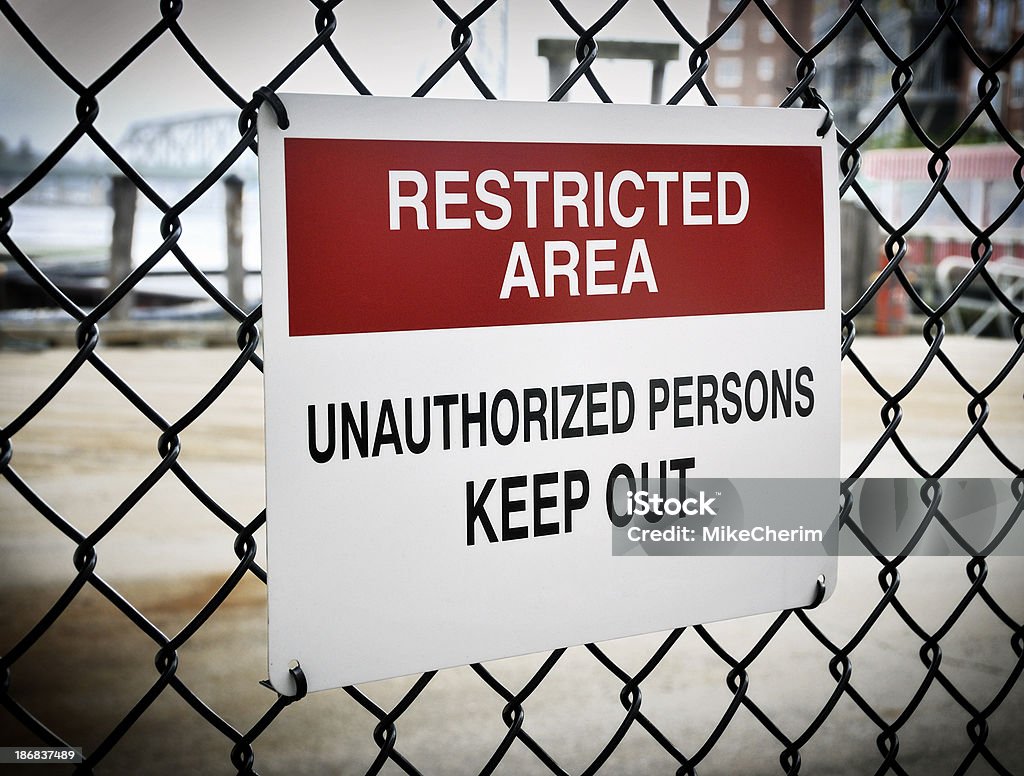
[1,1,1022,773]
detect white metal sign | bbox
[259,95,840,694]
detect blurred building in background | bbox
[706,0,813,107]
[708,0,1024,141]
[811,0,968,140]
[963,0,1024,135]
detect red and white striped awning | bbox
[862,144,1019,182]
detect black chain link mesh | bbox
[0,1,1022,774]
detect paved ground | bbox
[1,336,1022,774]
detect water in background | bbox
[3,174,263,307]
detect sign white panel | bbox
[259,95,840,694]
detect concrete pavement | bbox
[1,336,1021,774]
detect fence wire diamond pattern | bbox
[0,1,1022,774]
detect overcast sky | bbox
[1,0,710,157]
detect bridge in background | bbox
[118,112,257,180]
[1,112,256,185]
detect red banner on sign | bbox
[283,138,824,336]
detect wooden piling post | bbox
[108,175,137,320]
[651,60,666,104]
[225,175,245,307]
